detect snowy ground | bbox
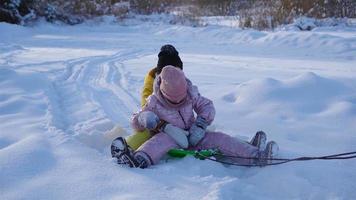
[1,19,356,200]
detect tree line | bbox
[1,0,355,28]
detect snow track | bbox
[45,50,149,151]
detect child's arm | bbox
[131,95,157,131]
[140,69,155,107]
[190,84,216,125]
[188,83,215,146]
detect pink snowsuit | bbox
[131,77,258,166]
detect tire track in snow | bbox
[46,49,149,150]
[76,50,143,123]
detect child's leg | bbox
[136,132,179,165]
[195,131,259,164]
[126,129,152,150]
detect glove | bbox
[162,124,189,149]
[188,116,209,146]
[138,111,160,130]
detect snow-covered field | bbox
[1,19,356,200]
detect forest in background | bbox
[1,0,355,29]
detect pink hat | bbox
[160,65,187,103]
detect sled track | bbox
[46,49,147,145]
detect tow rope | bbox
[167,149,356,167]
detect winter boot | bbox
[258,141,279,166]
[111,137,139,167]
[249,131,267,151]
[134,151,152,169]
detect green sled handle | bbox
[167,148,218,160]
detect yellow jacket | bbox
[126,68,156,150]
[141,68,156,107]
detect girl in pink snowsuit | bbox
[128,66,276,168]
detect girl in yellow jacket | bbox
[125,44,183,150]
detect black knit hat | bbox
[160,44,179,55]
[156,44,183,74]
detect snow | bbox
[1,19,356,200]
